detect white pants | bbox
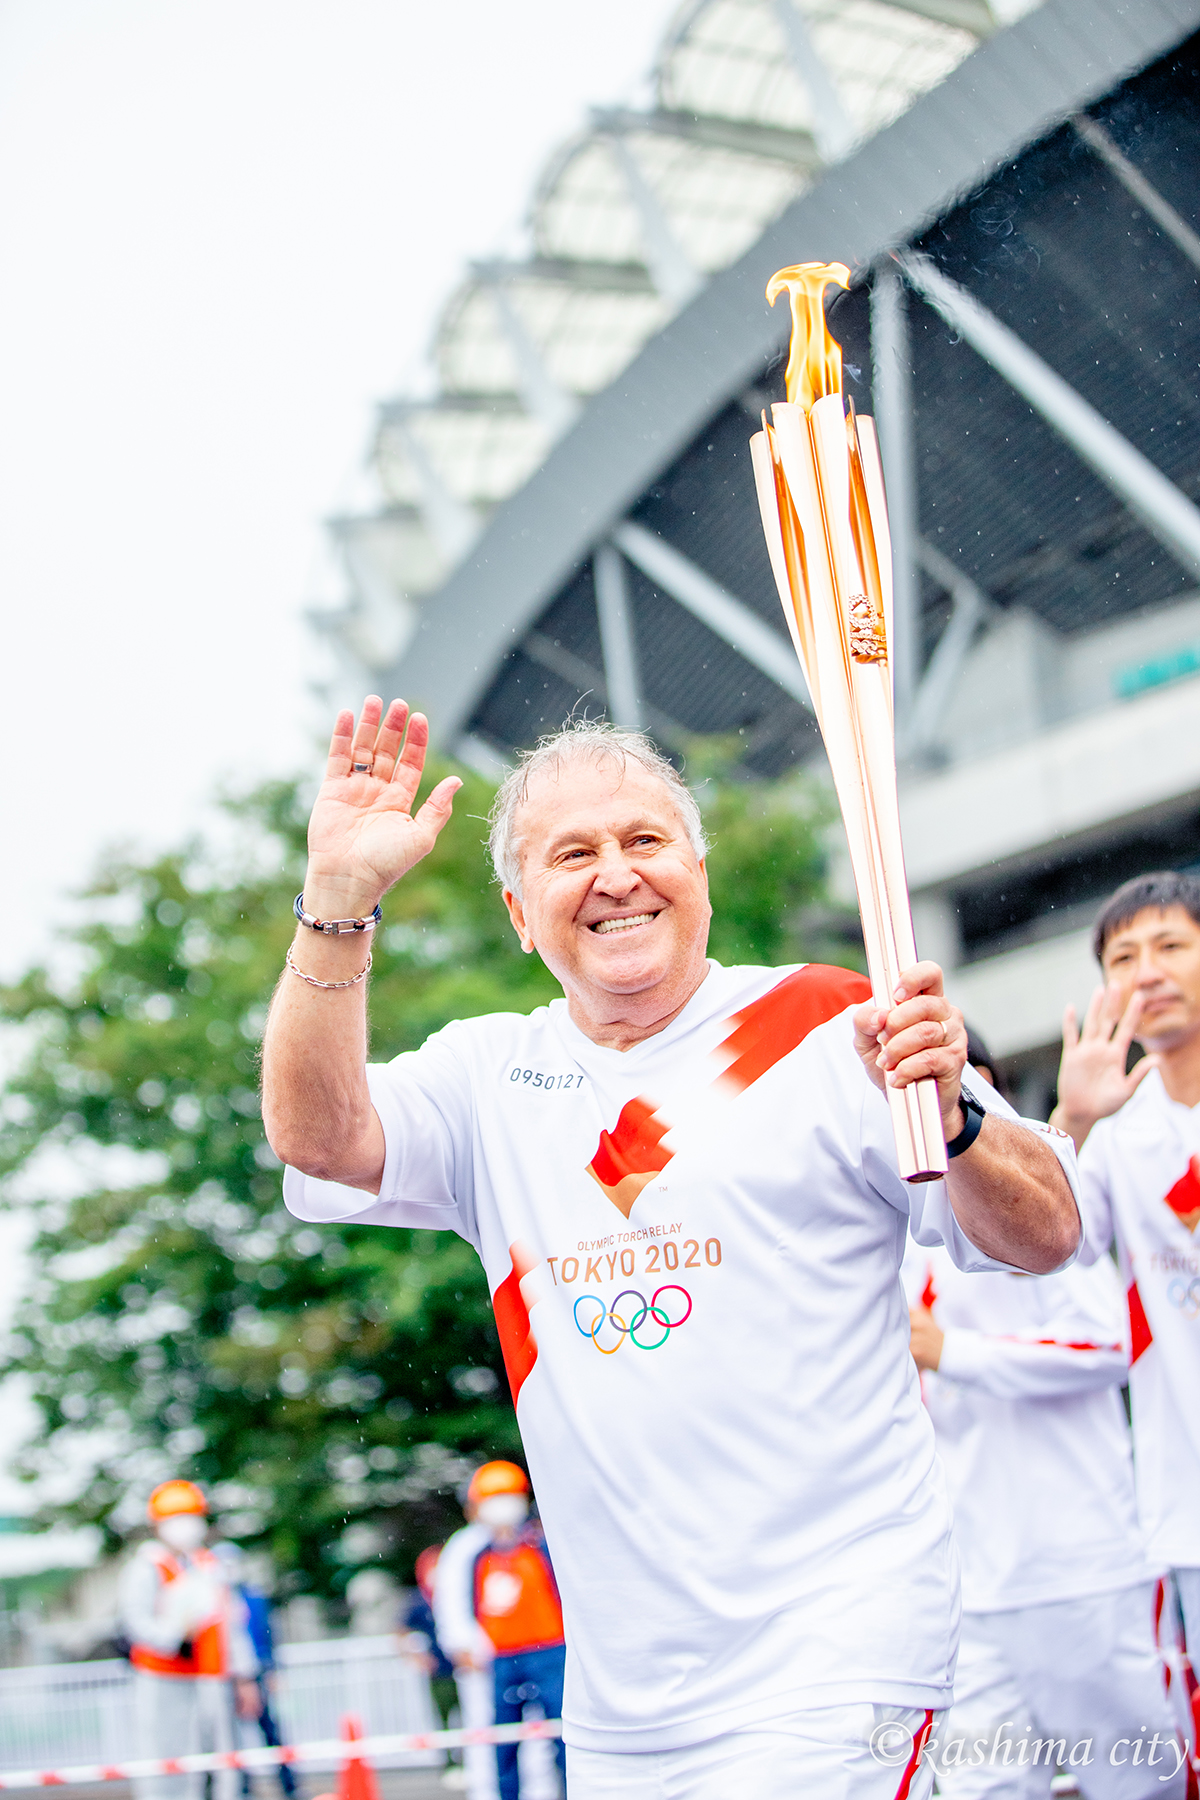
[454,1664,561,1800]
[1173,1568,1200,1656]
[933,1584,1185,1800]
[132,1671,239,1800]
[456,1666,500,1800]
[566,1704,938,1800]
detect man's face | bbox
[1100,904,1200,1050]
[502,755,711,1012]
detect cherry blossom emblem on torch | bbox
[749,261,946,1182]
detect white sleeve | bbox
[118,1553,184,1654]
[937,1328,1127,1399]
[432,1525,493,1664]
[866,1064,1082,1274]
[283,1022,479,1246]
[1075,1131,1117,1267]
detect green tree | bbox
[0,754,838,1610]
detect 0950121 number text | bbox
[508,1068,586,1090]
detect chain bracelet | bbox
[285,945,372,990]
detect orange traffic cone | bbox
[312,1715,382,1800]
[337,1716,382,1800]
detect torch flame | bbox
[765,262,851,412]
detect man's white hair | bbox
[487,719,709,896]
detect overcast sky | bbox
[0,0,678,980]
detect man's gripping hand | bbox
[303,697,462,917]
[852,962,970,1141]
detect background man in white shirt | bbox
[1053,873,1200,1659]
[907,1227,1180,1797]
[261,698,1080,1800]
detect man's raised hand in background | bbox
[1051,985,1158,1154]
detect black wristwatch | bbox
[946,1090,986,1158]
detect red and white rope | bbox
[0,1718,561,1790]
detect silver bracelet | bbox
[286,945,372,990]
[294,892,382,935]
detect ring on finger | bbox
[353,761,373,773]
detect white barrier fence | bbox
[0,1719,563,1791]
[0,1636,439,1772]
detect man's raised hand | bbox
[1051,984,1158,1152]
[304,698,461,915]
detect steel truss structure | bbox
[322,0,1200,1100]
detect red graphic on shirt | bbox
[894,1711,935,1800]
[1029,1337,1120,1352]
[1128,1279,1153,1365]
[1164,1156,1200,1233]
[919,1267,937,1312]
[492,1242,539,1405]
[586,1097,673,1218]
[712,965,872,1094]
[585,965,872,1218]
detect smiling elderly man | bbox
[263,698,1080,1800]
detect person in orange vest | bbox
[118,1480,259,1800]
[435,1462,565,1800]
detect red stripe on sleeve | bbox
[1030,1338,1122,1352]
[712,965,873,1095]
[893,1711,935,1800]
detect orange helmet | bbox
[147,1480,207,1522]
[467,1461,529,1507]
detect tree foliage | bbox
[0,753,838,1610]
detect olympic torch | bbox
[749,262,946,1183]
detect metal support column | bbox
[613,520,813,710]
[899,252,1200,581]
[772,0,856,163]
[486,281,581,438]
[606,134,702,310]
[593,542,644,729]
[910,541,996,754]
[870,266,921,732]
[389,417,479,564]
[1072,114,1200,275]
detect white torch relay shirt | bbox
[1078,1069,1200,1571]
[902,1242,1154,1613]
[282,960,1080,1753]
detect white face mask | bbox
[475,1493,528,1531]
[157,1513,207,1553]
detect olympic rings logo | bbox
[573,1285,692,1354]
[1167,1276,1200,1319]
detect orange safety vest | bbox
[129,1544,229,1678]
[473,1541,564,1657]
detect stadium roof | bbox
[323,0,1200,792]
[323,0,1024,673]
